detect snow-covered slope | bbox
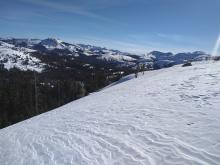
[0,41,44,71]
[1,61,220,165]
[97,54,135,63]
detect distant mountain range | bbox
[0,38,210,72]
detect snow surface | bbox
[145,51,209,68]
[40,38,66,50]
[1,61,220,165]
[0,41,45,72]
[103,74,136,90]
[97,54,135,62]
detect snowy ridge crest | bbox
[0,37,211,72]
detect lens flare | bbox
[212,34,220,56]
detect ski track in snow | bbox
[1,61,220,165]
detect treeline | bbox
[0,65,133,129]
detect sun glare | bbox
[212,34,220,56]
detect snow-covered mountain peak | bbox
[39,38,65,50]
[191,51,207,55]
[147,51,174,57]
[0,37,211,71]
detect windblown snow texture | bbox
[1,61,220,165]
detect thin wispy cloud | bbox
[0,11,55,22]
[127,33,197,53]
[155,33,207,50]
[19,0,110,21]
[71,35,201,54]
[87,37,199,54]
[68,36,149,54]
[156,33,201,44]
[157,33,184,42]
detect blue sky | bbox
[0,0,220,54]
